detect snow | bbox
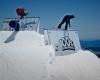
[0,31,100,80]
[47,50,100,80]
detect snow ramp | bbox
[0,31,43,43]
[0,31,55,80]
[0,31,100,80]
[0,31,13,43]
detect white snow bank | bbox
[0,31,12,42]
[0,31,100,80]
[0,31,54,80]
[47,50,100,80]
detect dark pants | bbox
[58,16,69,30]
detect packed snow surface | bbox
[0,31,100,80]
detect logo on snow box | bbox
[55,36,75,51]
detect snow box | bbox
[44,29,81,55]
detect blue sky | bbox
[0,0,100,40]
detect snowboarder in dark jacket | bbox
[9,20,20,31]
[58,15,74,30]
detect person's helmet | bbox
[70,15,74,18]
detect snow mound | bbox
[47,50,100,80]
[0,31,100,80]
[0,31,54,80]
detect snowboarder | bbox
[58,15,74,30]
[9,20,20,31]
[16,8,28,19]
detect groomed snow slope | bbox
[47,50,100,80]
[0,31,100,80]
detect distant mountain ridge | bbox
[80,40,100,58]
[80,40,100,48]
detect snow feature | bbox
[47,50,100,80]
[0,31,100,80]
